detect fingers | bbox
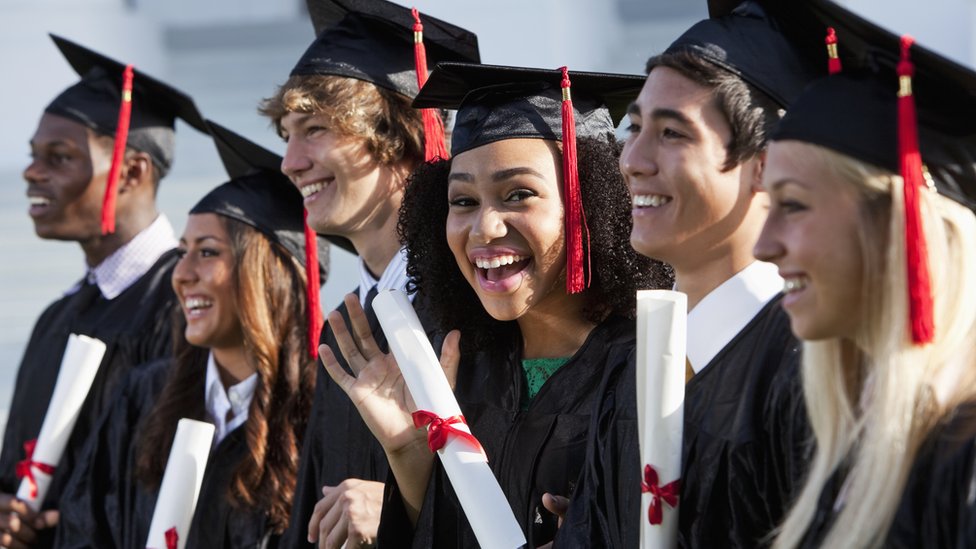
[327,308,369,377]
[343,294,383,361]
[439,330,462,391]
[33,510,58,531]
[542,493,570,525]
[320,498,347,549]
[320,345,358,397]
[0,511,38,548]
[307,484,338,543]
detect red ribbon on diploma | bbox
[165,527,178,549]
[641,464,680,525]
[412,410,485,456]
[15,439,55,499]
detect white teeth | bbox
[300,182,326,198]
[633,194,672,208]
[28,196,50,206]
[783,277,808,294]
[185,298,214,311]
[474,255,527,270]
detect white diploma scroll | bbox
[145,419,215,549]
[373,289,527,549]
[636,290,687,549]
[16,333,106,512]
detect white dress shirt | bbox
[204,352,258,446]
[357,247,414,307]
[685,260,783,374]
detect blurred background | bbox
[1,0,974,431]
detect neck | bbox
[212,346,255,388]
[517,293,596,359]
[349,212,401,279]
[673,248,757,311]
[80,207,158,267]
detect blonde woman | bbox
[753,24,976,549]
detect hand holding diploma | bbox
[636,290,686,549]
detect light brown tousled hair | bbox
[259,74,425,167]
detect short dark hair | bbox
[259,74,424,167]
[398,135,674,352]
[646,50,784,171]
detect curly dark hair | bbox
[135,216,315,533]
[398,135,673,351]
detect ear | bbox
[749,150,767,193]
[118,151,154,193]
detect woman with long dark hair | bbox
[321,63,672,548]
[54,123,324,548]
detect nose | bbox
[23,157,46,186]
[470,206,507,244]
[171,252,198,292]
[619,130,658,181]
[281,138,312,182]
[753,216,785,263]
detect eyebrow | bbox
[28,139,77,149]
[768,178,810,192]
[448,166,547,185]
[650,108,694,126]
[178,235,224,245]
[627,102,641,116]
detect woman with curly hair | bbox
[752,20,976,549]
[54,124,324,548]
[320,63,672,548]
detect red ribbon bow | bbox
[412,410,485,456]
[641,464,680,525]
[15,439,55,499]
[165,527,178,549]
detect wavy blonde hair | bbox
[773,144,976,548]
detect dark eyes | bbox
[776,199,807,214]
[448,189,537,208]
[506,189,536,202]
[175,247,219,259]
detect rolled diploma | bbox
[636,290,686,549]
[373,289,526,549]
[145,419,215,549]
[17,333,106,511]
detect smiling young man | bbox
[0,36,206,549]
[555,2,822,547]
[258,1,479,547]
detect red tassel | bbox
[560,67,589,294]
[164,527,179,549]
[101,64,134,235]
[825,27,842,75]
[412,8,449,161]
[304,211,323,358]
[897,35,934,344]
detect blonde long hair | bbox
[774,145,976,548]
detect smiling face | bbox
[754,140,866,341]
[279,111,405,241]
[621,66,763,269]
[446,138,572,322]
[172,213,245,351]
[23,113,111,241]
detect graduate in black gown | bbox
[319,63,672,548]
[0,35,207,549]
[748,1,976,547]
[556,3,823,547]
[53,122,328,549]
[257,2,480,546]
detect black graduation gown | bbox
[798,403,976,549]
[54,358,275,549]
[376,315,636,548]
[555,295,808,549]
[280,288,438,548]
[0,250,178,545]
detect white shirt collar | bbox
[357,247,414,307]
[86,215,177,299]
[686,260,783,373]
[204,352,259,446]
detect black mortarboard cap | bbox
[769,2,976,209]
[45,34,208,177]
[291,0,480,98]
[197,121,333,357]
[664,0,821,108]
[413,62,644,156]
